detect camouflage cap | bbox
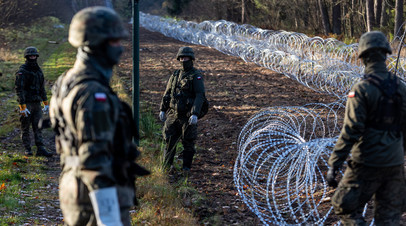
[68,6,129,48]
[176,46,195,60]
[358,31,392,58]
[24,46,39,57]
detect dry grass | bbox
[0,47,19,62]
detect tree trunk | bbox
[349,0,355,37]
[366,0,375,31]
[380,0,388,27]
[394,0,404,36]
[374,0,382,25]
[241,0,246,23]
[318,0,331,35]
[332,0,341,34]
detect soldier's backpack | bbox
[363,73,403,131]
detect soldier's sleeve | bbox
[160,72,175,112]
[191,72,205,116]
[15,69,26,104]
[39,70,47,101]
[328,84,367,169]
[74,87,116,191]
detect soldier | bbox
[159,46,207,175]
[327,31,406,225]
[15,46,52,157]
[49,6,149,225]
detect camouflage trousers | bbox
[59,169,134,226]
[332,160,405,226]
[163,111,197,169]
[20,102,44,150]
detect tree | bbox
[318,0,331,35]
[332,0,341,34]
[366,0,375,31]
[394,0,403,36]
[374,0,382,26]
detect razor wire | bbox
[140,12,406,99]
[234,102,346,225]
[139,13,400,225]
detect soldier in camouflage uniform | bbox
[159,46,206,174]
[49,7,148,225]
[327,31,406,225]
[15,46,52,157]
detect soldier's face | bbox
[179,56,191,62]
[28,55,37,60]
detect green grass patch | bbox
[0,153,53,225]
[42,42,76,82]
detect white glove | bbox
[188,114,198,125]
[20,108,31,117]
[42,105,49,114]
[89,187,123,226]
[159,111,166,122]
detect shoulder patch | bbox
[197,76,202,80]
[348,91,355,98]
[95,92,107,102]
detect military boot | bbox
[36,146,53,157]
[25,148,33,156]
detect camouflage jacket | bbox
[329,64,406,168]
[15,62,47,104]
[50,60,141,191]
[160,67,205,116]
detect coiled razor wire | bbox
[139,13,400,225]
[140,12,406,98]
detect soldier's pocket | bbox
[332,183,361,215]
[180,78,192,90]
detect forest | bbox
[141,0,406,42]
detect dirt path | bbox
[120,27,338,225]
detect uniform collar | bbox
[364,61,389,78]
[74,47,113,83]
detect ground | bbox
[126,27,338,225]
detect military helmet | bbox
[24,46,39,58]
[68,6,129,48]
[358,31,392,58]
[176,46,195,60]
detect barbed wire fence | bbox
[139,13,401,225]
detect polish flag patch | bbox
[348,91,355,98]
[95,92,107,102]
[197,76,202,80]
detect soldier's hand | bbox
[19,105,31,117]
[326,167,338,188]
[188,114,198,125]
[159,111,166,122]
[42,105,49,114]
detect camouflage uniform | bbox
[15,46,51,156]
[328,31,406,225]
[50,7,148,225]
[160,47,206,170]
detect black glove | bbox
[326,167,338,188]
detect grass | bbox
[0,153,54,224]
